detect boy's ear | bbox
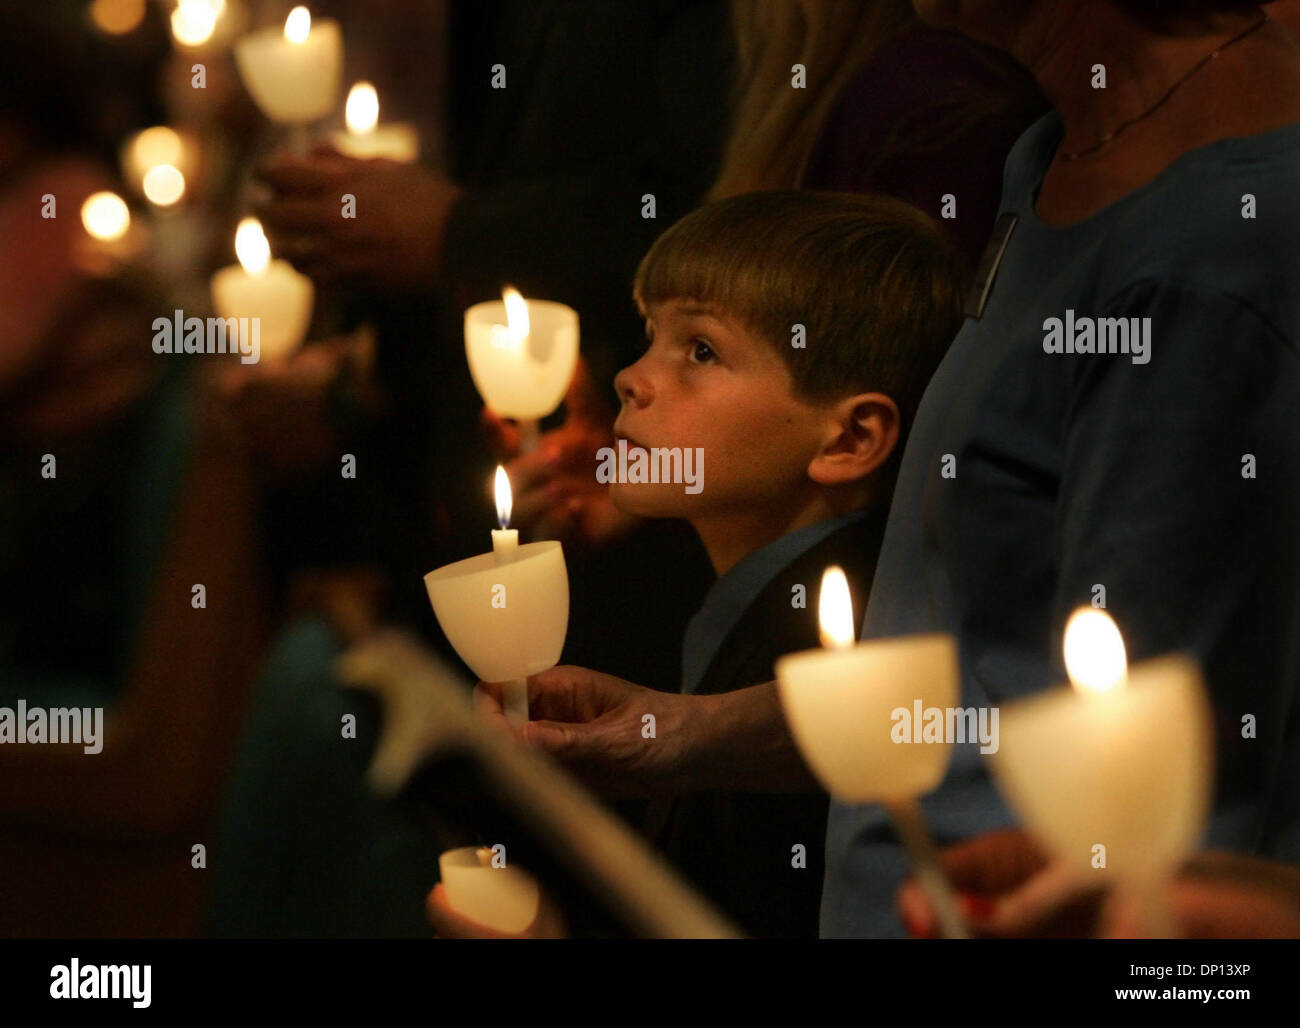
[806,392,900,487]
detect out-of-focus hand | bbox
[481,358,640,549]
[1101,851,1300,938]
[896,828,1106,938]
[211,326,378,478]
[424,882,567,939]
[255,145,462,290]
[474,666,711,799]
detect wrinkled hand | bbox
[425,882,568,939]
[255,145,462,290]
[474,666,708,799]
[481,358,640,549]
[896,828,1106,938]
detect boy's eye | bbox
[688,339,716,364]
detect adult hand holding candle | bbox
[329,82,419,163]
[211,217,314,362]
[775,566,970,938]
[234,6,343,128]
[425,466,569,728]
[465,287,579,453]
[988,608,1214,936]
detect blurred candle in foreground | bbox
[989,608,1213,919]
[438,846,540,934]
[776,566,969,938]
[210,217,314,362]
[329,81,419,162]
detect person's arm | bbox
[476,667,819,799]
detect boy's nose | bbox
[614,359,653,409]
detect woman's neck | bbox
[1011,4,1300,223]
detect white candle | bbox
[491,465,520,565]
[210,217,314,362]
[776,568,959,802]
[465,288,579,429]
[989,609,1213,891]
[438,846,540,935]
[233,6,343,125]
[329,81,419,162]
[425,511,568,729]
[775,567,969,938]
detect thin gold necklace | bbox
[1058,11,1270,162]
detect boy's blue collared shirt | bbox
[680,509,873,696]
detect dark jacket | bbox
[648,504,890,937]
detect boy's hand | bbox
[896,829,1107,938]
[474,667,711,799]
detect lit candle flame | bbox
[504,286,530,341]
[81,191,130,241]
[171,0,221,47]
[285,5,311,44]
[345,82,379,135]
[818,565,856,649]
[234,216,271,275]
[142,164,186,206]
[494,465,513,529]
[131,126,183,171]
[1064,607,1127,694]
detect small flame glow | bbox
[234,217,271,275]
[503,286,530,341]
[818,566,856,650]
[142,164,186,206]
[1064,608,1128,695]
[81,192,130,241]
[171,0,220,47]
[345,82,379,135]
[285,5,311,44]
[131,126,183,171]
[494,465,513,529]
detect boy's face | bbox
[610,298,832,521]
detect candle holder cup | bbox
[424,540,569,723]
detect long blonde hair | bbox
[709,0,917,199]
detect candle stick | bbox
[465,287,578,453]
[491,465,520,566]
[329,81,420,162]
[234,6,343,128]
[988,608,1213,938]
[775,566,970,938]
[210,216,314,362]
[490,465,527,725]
